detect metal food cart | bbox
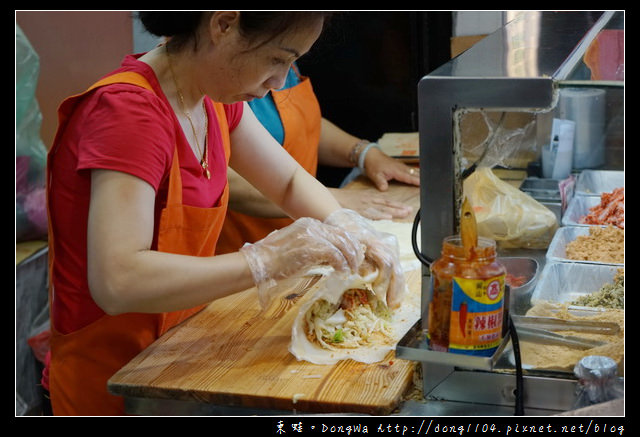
[397,10,624,416]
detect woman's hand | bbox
[362,146,420,191]
[239,216,365,308]
[323,208,405,309]
[329,188,412,221]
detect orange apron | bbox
[216,70,321,254]
[46,72,231,415]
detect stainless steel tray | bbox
[530,261,621,305]
[575,170,624,196]
[562,195,602,227]
[546,226,624,266]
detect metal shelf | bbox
[396,321,511,371]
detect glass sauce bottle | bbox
[427,201,506,356]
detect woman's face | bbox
[201,15,324,104]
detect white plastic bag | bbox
[463,167,558,249]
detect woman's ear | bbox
[209,11,240,42]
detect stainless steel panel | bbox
[418,11,623,265]
[395,322,511,371]
[412,12,624,416]
[418,77,555,264]
[426,370,577,411]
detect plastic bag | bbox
[458,110,537,171]
[463,167,558,249]
[16,24,48,242]
[573,355,624,409]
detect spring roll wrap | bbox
[289,268,418,365]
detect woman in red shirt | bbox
[45,11,404,415]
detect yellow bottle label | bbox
[448,275,505,356]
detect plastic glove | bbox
[324,209,406,309]
[240,216,365,308]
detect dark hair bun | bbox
[137,11,203,37]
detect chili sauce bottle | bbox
[426,199,506,356]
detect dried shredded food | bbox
[572,269,624,309]
[565,225,624,264]
[579,187,624,229]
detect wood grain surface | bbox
[108,179,423,415]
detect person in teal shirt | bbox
[229,64,420,222]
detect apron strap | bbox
[48,71,158,291]
[89,71,154,92]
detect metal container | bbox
[499,257,539,315]
[575,170,624,196]
[546,226,624,266]
[542,202,562,223]
[530,262,620,305]
[562,195,602,227]
[520,177,561,203]
[520,177,561,192]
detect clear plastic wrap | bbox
[16,25,47,242]
[457,110,538,170]
[573,355,624,408]
[239,217,364,308]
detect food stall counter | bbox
[108,179,422,416]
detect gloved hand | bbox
[240,216,365,308]
[324,208,406,309]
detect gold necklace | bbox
[166,45,210,179]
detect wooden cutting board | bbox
[108,268,421,415]
[108,179,422,414]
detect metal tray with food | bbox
[545,226,624,266]
[530,262,622,306]
[575,170,624,196]
[561,195,602,227]
[511,262,625,376]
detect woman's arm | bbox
[226,168,288,218]
[229,103,341,221]
[87,104,349,315]
[317,118,420,191]
[227,108,413,220]
[316,118,361,167]
[87,167,360,315]
[87,169,255,315]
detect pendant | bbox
[201,160,211,179]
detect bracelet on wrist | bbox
[357,142,380,173]
[348,140,370,167]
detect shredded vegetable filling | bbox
[304,287,393,350]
